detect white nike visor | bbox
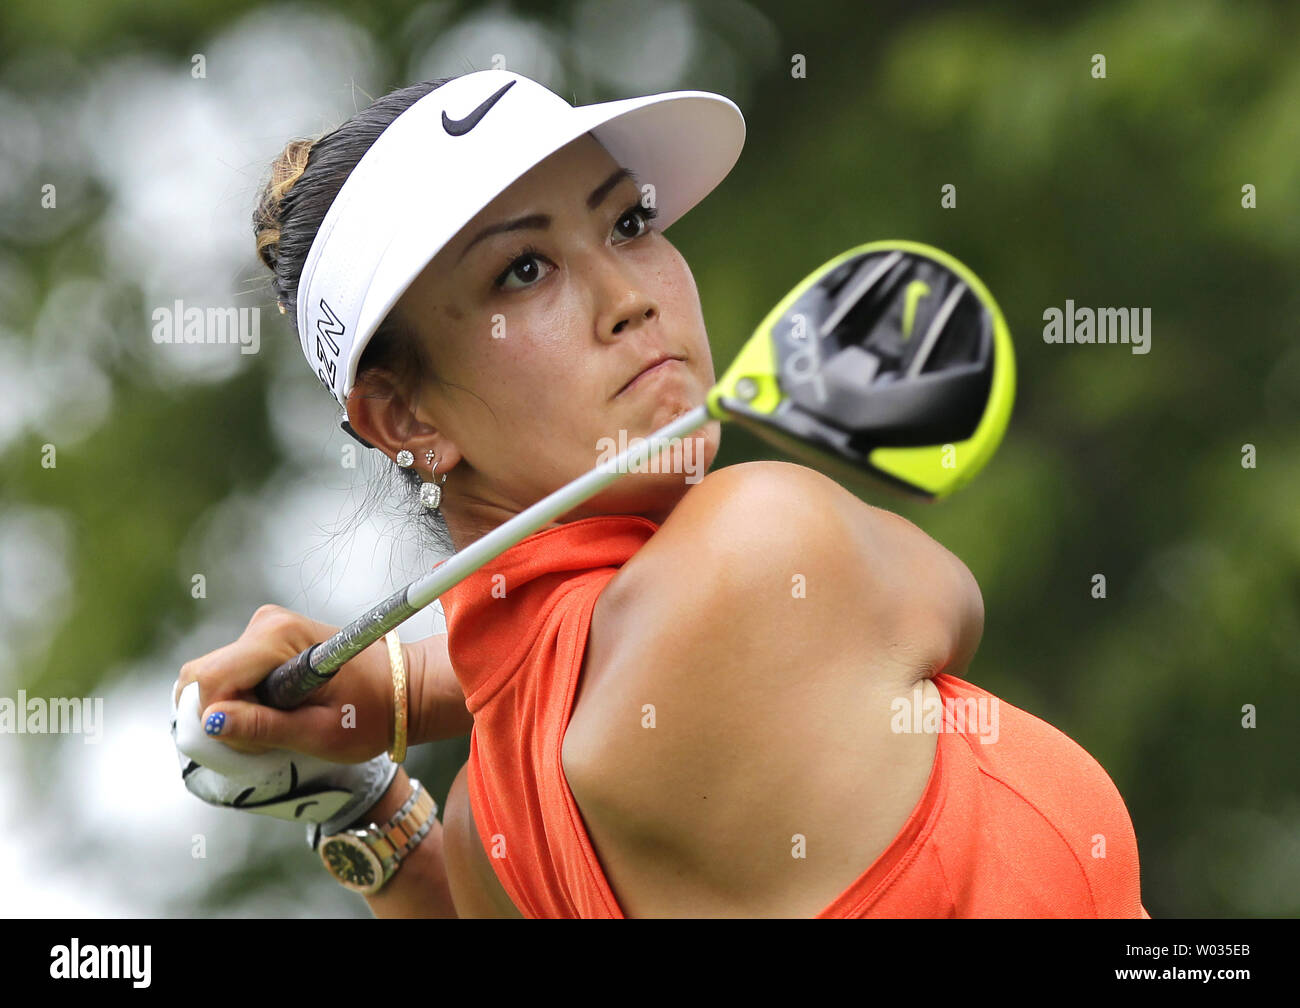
[294,69,746,421]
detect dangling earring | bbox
[421,454,448,510]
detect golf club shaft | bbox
[255,405,711,709]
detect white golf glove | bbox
[171,680,397,846]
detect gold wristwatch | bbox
[319,777,437,895]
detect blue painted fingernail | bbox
[204,711,226,736]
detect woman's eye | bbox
[496,252,551,291]
[614,206,653,241]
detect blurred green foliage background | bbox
[1,0,1296,918]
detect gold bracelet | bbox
[385,629,408,764]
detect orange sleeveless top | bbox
[438,514,1150,918]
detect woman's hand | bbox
[172,603,410,764]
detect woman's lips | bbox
[617,357,685,397]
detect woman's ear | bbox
[345,372,462,474]
[345,371,430,459]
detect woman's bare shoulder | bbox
[595,460,980,670]
[609,460,875,599]
[569,459,981,791]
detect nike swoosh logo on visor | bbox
[442,80,517,136]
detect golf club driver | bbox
[255,239,1015,710]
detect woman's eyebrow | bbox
[456,168,639,264]
[586,167,637,210]
[457,214,549,263]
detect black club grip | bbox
[255,644,328,710]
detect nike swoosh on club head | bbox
[442,80,517,136]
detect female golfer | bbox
[173,70,1149,918]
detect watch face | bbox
[321,835,383,894]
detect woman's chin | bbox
[558,418,720,523]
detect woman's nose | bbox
[591,255,660,342]
[612,303,657,335]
